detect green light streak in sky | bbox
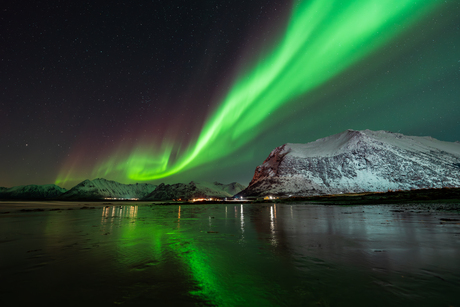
[56,0,441,185]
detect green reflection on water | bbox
[8,203,460,306]
[110,205,288,306]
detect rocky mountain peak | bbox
[238,129,460,197]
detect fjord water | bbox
[1,203,459,306]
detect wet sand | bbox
[1,202,459,306]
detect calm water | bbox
[1,203,459,306]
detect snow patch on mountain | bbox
[59,178,157,200]
[238,129,460,197]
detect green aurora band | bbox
[56,0,441,185]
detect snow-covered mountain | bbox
[0,184,67,199]
[143,181,246,200]
[58,178,157,200]
[237,129,460,197]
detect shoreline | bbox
[1,199,460,215]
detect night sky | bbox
[1,0,459,189]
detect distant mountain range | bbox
[237,129,460,197]
[144,181,246,201]
[58,178,157,200]
[0,178,246,201]
[0,184,67,199]
[3,130,460,201]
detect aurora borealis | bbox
[1,0,459,189]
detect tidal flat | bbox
[1,201,459,306]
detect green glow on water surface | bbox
[111,205,285,306]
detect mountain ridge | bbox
[0,179,247,201]
[237,129,460,197]
[58,178,157,200]
[0,184,68,200]
[143,181,246,201]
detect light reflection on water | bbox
[0,203,459,306]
